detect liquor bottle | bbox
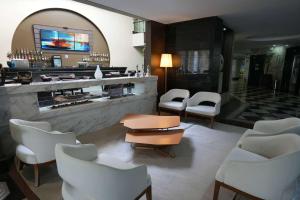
[136,65,139,77]
[141,64,145,77]
[15,49,19,59]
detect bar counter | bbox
[0,76,157,155]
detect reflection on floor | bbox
[234,87,300,120]
[220,86,300,127]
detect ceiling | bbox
[81,0,300,51]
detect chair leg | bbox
[210,117,215,128]
[178,111,183,117]
[15,157,24,171]
[33,164,40,187]
[213,180,221,200]
[158,107,160,115]
[146,185,152,200]
[15,157,20,171]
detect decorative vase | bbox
[94,65,103,80]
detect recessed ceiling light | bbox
[223,27,227,31]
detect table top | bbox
[125,129,184,145]
[120,114,154,123]
[121,114,180,129]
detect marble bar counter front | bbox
[0,76,158,156]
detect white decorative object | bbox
[55,144,152,200]
[146,65,151,77]
[94,65,103,80]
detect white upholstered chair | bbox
[214,133,300,200]
[237,117,300,147]
[55,144,152,200]
[9,119,77,187]
[253,117,300,134]
[185,92,221,127]
[158,89,190,115]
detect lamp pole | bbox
[165,67,168,92]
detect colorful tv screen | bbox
[40,29,90,52]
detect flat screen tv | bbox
[40,29,90,52]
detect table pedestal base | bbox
[131,144,176,158]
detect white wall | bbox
[0,0,144,69]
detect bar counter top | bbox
[0,76,157,95]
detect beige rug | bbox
[20,121,249,200]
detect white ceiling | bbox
[82,0,300,50]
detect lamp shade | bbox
[160,54,173,68]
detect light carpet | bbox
[20,121,249,200]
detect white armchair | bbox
[9,119,77,187]
[158,89,190,115]
[253,117,300,134]
[185,92,221,128]
[55,144,152,200]
[214,133,300,200]
[237,117,300,147]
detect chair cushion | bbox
[16,144,37,164]
[198,101,216,107]
[159,101,185,111]
[216,147,267,182]
[186,105,218,116]
[172,97,184,102]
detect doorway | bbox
[248,54,265,87]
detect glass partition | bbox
[177,50,210,74]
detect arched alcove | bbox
[11,8,110,67]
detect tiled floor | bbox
[221,82,300,126]
[232,87,300,121]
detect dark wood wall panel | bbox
[281,46,300,94]
[166,17,224,94]
[222,29,234,92]
[146,17,234,96]
[145,21,166,96]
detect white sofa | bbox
[185,92,221,128]
[214,133,300,200]
[55,143,152,200]
[158,89,190,115]
[9,119,78,187]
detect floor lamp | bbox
[160,54,173,92]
